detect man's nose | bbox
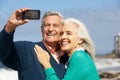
[48,25,54,31]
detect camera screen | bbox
[23,10,40,20]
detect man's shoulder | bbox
[14,41,41,47]
[14,41,33,45]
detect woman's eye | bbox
[60,32,63,36]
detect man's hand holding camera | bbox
[5,8,30,33]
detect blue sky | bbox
[0,0,120,55]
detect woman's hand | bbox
[34,45,51,69]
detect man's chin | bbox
[47,40,58,43]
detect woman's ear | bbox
[78,39,83,45]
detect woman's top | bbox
[45,49,100,80]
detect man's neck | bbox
[42,40,59,52]
[42,40,60,63]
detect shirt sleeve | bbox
[44,51,93,80]
[0,27,18,70]
[0,27,14,61]
[45,68,59,80]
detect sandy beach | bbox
[0,68,18,80]
[99,71,120,80]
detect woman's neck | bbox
[67,46,83,57]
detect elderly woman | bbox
[34,18,100,80]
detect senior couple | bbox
[0,8,100,80]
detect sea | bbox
[95,57,120,72]
[0,58,120,80]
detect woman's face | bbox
[59,23,82,54]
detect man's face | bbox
[42,15,63,43]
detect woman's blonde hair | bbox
[64,18,95,59]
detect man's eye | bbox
[44,24,49,26]
[53,24,59,28]
[67,32,71,35]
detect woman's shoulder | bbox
[72,50,88,58]
[70,50,93,62]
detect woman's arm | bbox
[34,45,52,69]
[34,45,90,80]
